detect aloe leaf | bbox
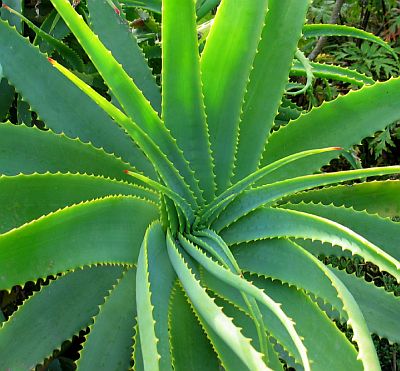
[0,78,14,121]
[178,235,311,371]
[0,123,144,181]
[86,0,161,111]
[203,270,361,370]
[0,173,157,233]
[260,77,400,182]
[233,0,308,181]
[329,267,400,343]
[78,268,137,370]
[49,60,197,208]
[136,222,176,370]
[213,166,400,231]
[303,24,397,57]
[165,232,269,371]
[125,170,194,224]
[200,0,269,193]
[213,295,284,370]
[133,324,144,371]
[169,283,219,370]
[123,0,161,13]
[199,147,342,226]
[290,60,375,86]
[232,240,380,370]
[188,230,270,361]
[50,0,202,202]
[0,19,150,171]
[0,266,123,370]
[0,196,158,290]
[162,0,214,203]
[280,202,400,261]
[2,4,84,71]
[286,180,400,219]
[222,206,400,281]
[197,0,220,19]
[0,0,22,31]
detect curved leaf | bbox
[286,180,400,219]
[222,207,400,281]
[0,173,158,233]
[86,0,161,111]
[303,24,396,57]
[200,0,269,192]
[0,266,123,370]
[213,166,400,231]
[162,0,214,203]
[260,77,400,182]
[78,268,137,370]
[165,232,269,371]
[0,18,150,171]
[169,283,219,370]
[233,0,309,181]
[136,222,176,370]
[0,196,158,289]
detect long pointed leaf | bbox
[136,222,176,370]
[213,166,400,231]
[162,0,214,203]
[50,0,202,202]
[260,77,400,182]
[200,0,269,193]
[0,266,123,370]
[233,0,309,181]
[222,206,400,281]
[0,196,158,289]
[78,268,137,370]
[165,232,269,371]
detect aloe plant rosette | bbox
[0,0,399,369]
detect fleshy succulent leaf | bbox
[0,266,124,370]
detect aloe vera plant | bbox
[0,0,400,369]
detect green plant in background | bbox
[0,0,400,370]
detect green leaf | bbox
[200,0,269,193]
[0,0,23,32]
[232,240,380,370]
[222,207,400,281]
[280,202,400,261]
[165,232,269,371]
[78,268,137,370]
[2,4,84,71]
[303,24,397,58]
[286,180,400,219]
[178,234,310,371]
[50,0,202,202]
[213,295,284,371]
[133,324,144,371]
[0,19,150,171]
[162,0,214,203]
[50,59,197,210]
[169,283,219,371]
[329,267,400,344]
[0,173,158,233]
[199,147,342,227]
[136,222,176,370]
[122,0,161,13]
[213,166,400,231]
[204,269,361,371]
[0,196,158,289]
[0,266,124,370]
[0,123,141,181]
[233,0,309,182]
[86,0,161,111]
[290,60,375,86]
[260,77,400,182]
